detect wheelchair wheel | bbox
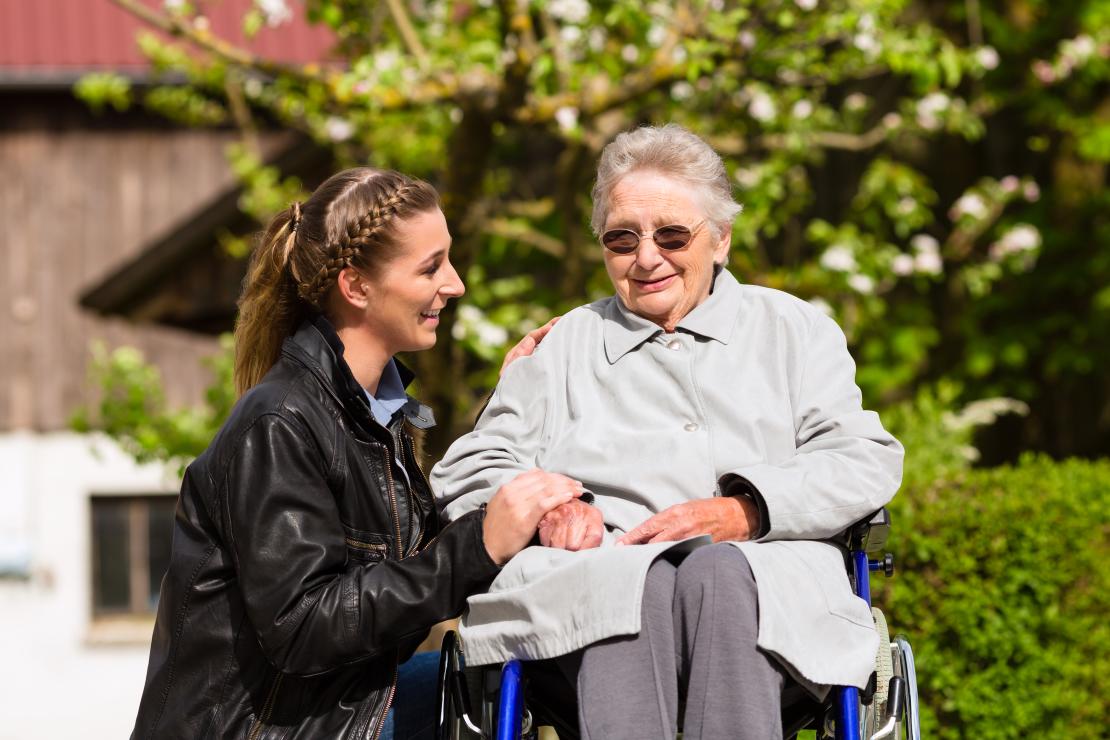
[890,636,921,740]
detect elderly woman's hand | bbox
[538,499,604,551]
[615,497,760,545]
[483,469,585,565]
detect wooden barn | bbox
[0,2,333,737]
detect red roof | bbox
[0,0,336,76]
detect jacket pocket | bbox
[341,524,389,564]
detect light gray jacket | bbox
[432,269,904,690]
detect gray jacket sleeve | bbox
[431,351,551,522]
[721,311,904,541]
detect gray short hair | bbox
[590,124,742,238]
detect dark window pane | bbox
[92,499,130,611]
[147,498,176,609]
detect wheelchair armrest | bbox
[849,508,891,555]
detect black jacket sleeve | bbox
[219,411,500,676]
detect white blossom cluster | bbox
[989,224,1042,262]
[1033,33,1106,84]
[452,304,510,347]
[255,0,292,27]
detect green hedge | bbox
[877,456,1110,737]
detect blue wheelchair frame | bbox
[439,508,917,740]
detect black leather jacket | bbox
[132,317,500,740]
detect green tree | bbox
[80,0,1045,454]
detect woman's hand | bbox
[538,499,604,551]
[499,318,560,376]
[615,497,760,546]
[482,469,584,565]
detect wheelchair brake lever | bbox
[868,676,906,740]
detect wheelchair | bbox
[436,509,921,740]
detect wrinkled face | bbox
[602,170,730,331]
[361,208,465,355]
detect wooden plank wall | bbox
[0,100,240,432]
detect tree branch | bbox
[110,0,324,84]
[383,0,430,69]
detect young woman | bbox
[131,167,581,740]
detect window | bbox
[90,495,176,616]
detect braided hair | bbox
[234,168,440,395]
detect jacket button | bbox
[684,422,699,432]
[666,339,682,351]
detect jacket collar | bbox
[285,315,436,430]
[603,266,743,363]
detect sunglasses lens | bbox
[653,225,693,250]
[602,230,639,254]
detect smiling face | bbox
[602,170,731,331]
[358,207,464,355]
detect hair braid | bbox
[234,167,440,395]
[297,183,418,308]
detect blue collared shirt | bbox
[364,358,411,484]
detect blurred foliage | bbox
[880,459,1109,735]
[71,0,1110,456]
[71,337,236,476]
[877,391,1110,737]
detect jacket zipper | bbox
[401,433,427,557]
[369,664,399,740]
[247,671,283,740]
[380,444,403,559]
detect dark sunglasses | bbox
[600,221,705,255]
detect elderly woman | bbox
[432,125,903,738]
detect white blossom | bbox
[976,46,1000,70]
[647,24,667,47]
[748,90,777,122]
[844,93,869,111]
[164,0,186,10]
[853,33,880,57]
[916,92,950,130]
[588,28,607,52]
[990,224,1042,260]
[548,0,590,24]
[858,13,876,32]
[914,251,943,275]
[795,0,818,10]
[670,81,695,101]
[896,197,917,215]
[449,107,463,123]
[1064,34,1097,65]
[374,49,401,72]
[1000,175,1020,193]
[1024,181,1041,202]
[554,106,579,132]
[621,44,640,63]
[792,99,814,120]
[256,0,292,27]
[820,244,857,272]
[808,297,834,316]
[911,234,940,256]
[848,274,875,294]
[882,112,903,129]
[734,167,761,189]
[560,25,583,44]
[911,234,944,274]
[891,254,915,276]
[738,30,757,50]
[951,193,989,220]
[324,117,354,142]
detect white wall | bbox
[0,431,179,740]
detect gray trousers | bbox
[560,545,786,740]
